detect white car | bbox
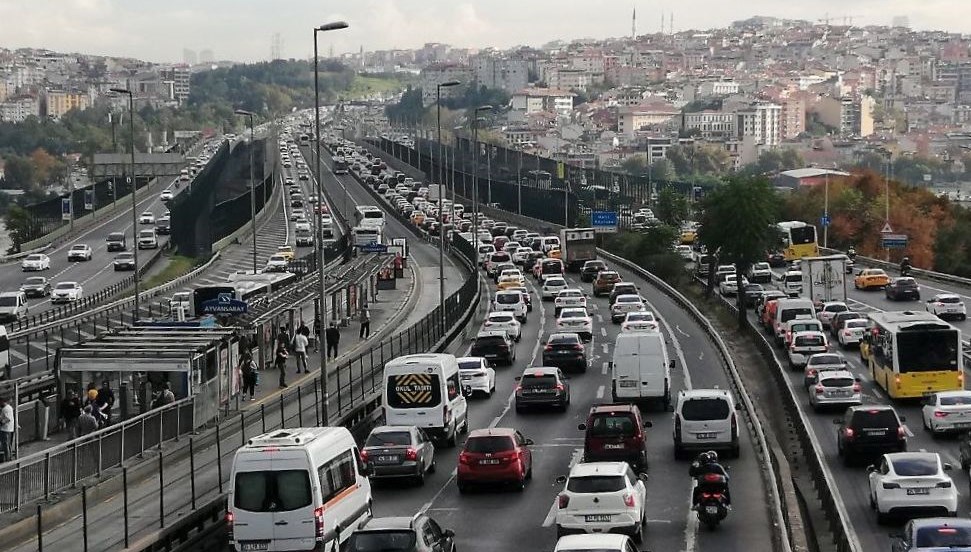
[51,281,83,304]
[493,289,528,322]
[170,291,192,316]
[610,294,645,323]
[621,311,659,333]
[483,311,522,342]
[808,370,861,411]
[542,277,568,301]
[67,244,93,261]
[836,319,868,348]
[290,208,305,221]
[747,262,772,283]
[802,352,848,388]
[159,189,174,201]
[817,301,849,329]
[21,253,50,271]
[138,211,155,224]
[921,390,971,435]
[554,289,587,315]
[554,534,638,552]
[457,356,496,397]
[787,331,828,369]
[867,452,957,524]
[675,245,693,260]
[926,293,967,321]
[556,307,593,341]
[512,247,533,264]
[265,254,289,272]
[555,461,647,543]
[718,274,747,296]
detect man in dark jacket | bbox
[96,381,115,425]
[325,322,340,359]
[60,390,82,438]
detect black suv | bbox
[345,515,456,552]
[885,277,920,301]
[470,330,516,366]
[580,260,607,282]
[835,405,907,466]
[515,367,570,412]
[541,333,588,372]
[609,282,639,305]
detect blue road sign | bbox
[591,211,618,227]
[359,242,389,254]
[820,215,830,227]
[61,198,72,221]
[199,293,248,315]
[880,234,908,249]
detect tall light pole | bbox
[234,110,257,274]
[313,20,348,426]
[470,105,492,263]
[436,80,461,331]
[110,87,140,318]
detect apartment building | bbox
[471,57,528,93]
[815,95,875,137]
[682,110,737,139]
[419,63,472,105]
[0,95,40,122]
[510,88,575,116]
[44,90,90,119]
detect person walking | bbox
[96,380,115,425]
[240,354,258,401]
[293,329,309,374]
[325,322,341,360]
[275,343,290,388]
[77,406,99,437]
[0,397,14,462]
[60,390,82,438]
[312,314,321,352]
[359,306,371,339]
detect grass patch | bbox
[347,75,406,99]
[142,255,196,289]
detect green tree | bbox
[651,159,675,181]
[655,187,689,227]
[697,175,780,325]
[4,155,37,193]
[385,86,426,125]
[748,148,804,175]
[5,205,42,252]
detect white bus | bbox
[351,226,382,247]
[354,205,385,229]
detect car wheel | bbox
[429,459,437,474]
[458,481,469,494]
[730,442,740,459]
[673,443,685,461]
[415,466,425,486]
[631,519,643,544]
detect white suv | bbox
[673,389,741,460]
[493,290,527,322]
[555,462,647,543]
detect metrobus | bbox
[354,205,385,228]
[864,311,963,399]
[776,221,819,261]
[351,226,382,247]
[333,157,349,175]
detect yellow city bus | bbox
[865,311,963,399]
[777,221,819,261]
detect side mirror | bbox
[866,465,877,474]
[555,475,568,484]
[669,360,675,369]
[443,529,455,539]
[577,423,587,431]
[524,438,534,446]
[944,462,954,471]
[638,473,649,483]
[643,420,653,428]
[514,376,522,382]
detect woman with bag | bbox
[240,353,258,401]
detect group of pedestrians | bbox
[58,381,117,440]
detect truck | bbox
[799,254,848,305]
[559,228,597,272]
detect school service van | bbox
[610,332,674,409]
[383,354,469,446]
[227,427,372,552]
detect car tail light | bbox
[814,385,825,394]
[558,494,570,508]
[314,505,325,538]
[807,369,817,377]
[623,493,636,508]
[545,345,553,352]
[226,511,235,540]
[459,452,472,465]
[898,426,906,439]
[882,482,900,489]
[937,480,953,488]
[515,385,523,394]
[934,410,949,418]
[852,383,861,393]
[842,330,851,337]
[844,427,855,440]
[405,448,418,461]
[359,449,370,463]
[555,384,565,392]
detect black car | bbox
[20,276,51,298]
[886,277,920,301]
[767,251,787,268]
[541,333,588,372]
[470,330,516,366]
[514,367,570,412]
[835,405,906,466]
[742,283,765,307]
[345,515,457,552]
[113,253,136,271]
[580,260,607,283]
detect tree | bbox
[697,176,780,325]
[4,155,36,193]
[655,187,689,227]
[5,205,42,252]
[650,159,675,181]
[385,86,426,125]
[747,148,804,175]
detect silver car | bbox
[808,370,861,411]
[361,425,436,485]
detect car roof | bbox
[615,294,641,300]
[456,356,486,364]
[522,366,559,376]
[933,293,962,300]
[468,427,516,438]
[885,451,940,464]
[569,461,629,477]
[358,516,416,531]
[487,311,515,318]
[908,517,971,530]
[476,330,508,338]
[370,425,415,434]
[934,390,971,398]
[560,307,588,315]
[589,403,638,414]
[817,370,855,380]
[680,388,732,400]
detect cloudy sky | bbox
[0,0,967,63]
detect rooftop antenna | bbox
[632,4,636,38]
[669,13,674,35]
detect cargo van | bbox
[383,354,468,446]
[773,298,816,345]
[0,291,28,323]
[610,332,674,409]
[227,428,372,552]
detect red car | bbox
[457,428,533,492]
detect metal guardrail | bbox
[821,246,971,288]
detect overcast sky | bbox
[0,0,967,63]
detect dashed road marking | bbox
[596,385,605,399]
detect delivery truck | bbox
[559,227,597,272]
[799,254,848,305]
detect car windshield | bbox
[890,456,939,476]
[560,291,581,298]
[233,470,311,512]
[0,297,16,307]
[546,279,566,287]
[560,310,586,319]
[820,376,854,388]
[521,375,556,388]
[937,296,962,304]
[940,394,971,406]
[54,283,76,290]
[567,475,626,493]
[617,296,640,304]
[70,245,85,251]
[599,273,619,281]
[784,273,801,283]
[681,398,730,421]
[464,436,514,453]
[845,320,868,329]
[489,314,514,323]
[809,355,844,366]
[345,530,418,552]
[915,526,971,547]
[851,410,899,429]
[627,312,654,321]
[475,336,507,348]
[781,308,813,323]
[26,255,43,261]
[549,335,579,345]
[365,431,411,447]
[795,335,825,347]
[588,414,637,436]
[458,360,483,371]
[24,278,44,285]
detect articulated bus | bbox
[777,221,819,261]
[863,311,963,399]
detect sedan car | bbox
[802,352,849,388]
[556,308,593,341]
[21,253,50,271]
[837,319,869,348]
[867,452,957,524]
[515,366,570,412]
[817,301,849,329]
[886,277,921,301]
[113,252,136,271]
[889,518,971,552]
[747,262,773,283]
[542,276,569,301]
[138,211,155,224]
[580,260,607,283]
[926,293,966,321]
[808,370,862,411]
[554,288,587,315]
[718,274,744,296]
[592,271,621,297]
[741,283,765,307]
[542,333,588,372]
[361,425,436,485]
[159,189,174,201]
[20,276,51,298]
[621,311,659,333]
[921,391,971,436]
[457,428,533,492]
[555,461,647,542]
[483,311,522,342]
[51,281,82,304]
[854,268,891,290]
[264,254,289,272]
[611,294,645,323]
[458,356,495,398]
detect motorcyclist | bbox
[847,246,857,261]
[689,451,731,509]
[900,256,912,275]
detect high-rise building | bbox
[735,101,782,147]
[418,64,471,105]
[471,57,529,93]
[159,65,191,103]
[183,48,197,65]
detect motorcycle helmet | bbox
[706,451,719,463]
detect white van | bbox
[0,291,28,323]
[610,332,673,408]
[383,354,469,446]
[773,298,816,345]
[227,427,372,552]
[782,270,803,297]
[137,228,158,249]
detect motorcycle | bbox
[695,473,730,530]
[901,265,912,277]
[845,259,855,274]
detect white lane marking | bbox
[596,385,605,399]
[675,324,690,338]
[905,425,915,437]
[596,314,603,323]
[602,344,609,354]
[699,351,704,361]
[419,468,458,514]
[544,447,584,528]
[684,494,699,552]
[600,327,607,337]
[602,361,609,375]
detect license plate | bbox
[831,391,851,397]
[479,459,500,465]
[619,380,637,388]
[907,488,930,495]
[696,433,716,440]
[604,443,626,449]
[376,455,398,464]
[705,505,719,515]
[525,389,553,394]
[955,422,971,428]
[461,375,472,380]
[241,543,269,552]
[584,514,612,523]
[864,429,887,436]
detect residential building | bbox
[0,95,40,122]
[814,95,875,137]
[510,88,575,116]
[617,101,679,138]
[159,64,191,103]
[44,90,90,119]
[471,57,528,93]
[735,101,782,147]
[547,68,593,91]
[419,63,471,105]
[682,110,737,139]
[697,80,740,97]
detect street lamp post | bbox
[436,81,461,331]
[234,110,257,274]
[470,105,492,264]
[110,87,140,318]
[313,20,348,426]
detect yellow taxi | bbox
[276,245,295,261]
[548,248,562,260]
[410,211,425,226]
[680,230,697,244]
[496,275,522,291]
[853,268,890,290]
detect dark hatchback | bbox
[20,276,50,298]
[344,515,456,552]
[578,404,652,472]
[580,260,608,282]
[514,367,570,412]
[470,330,516,366]
[742,283,765,307]
[767,251,787,267]
[886,277,920,301]
[541,333,587,372]
[835,405,907,466]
